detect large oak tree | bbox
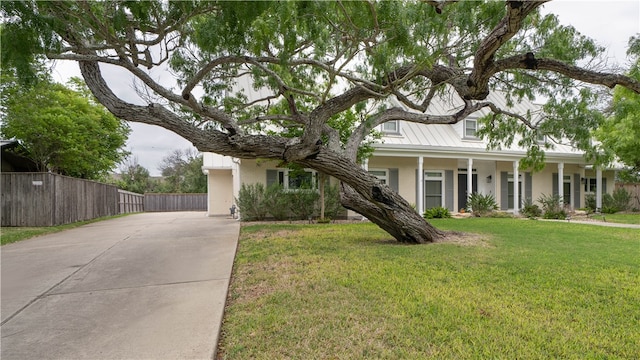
[3,1,639,243]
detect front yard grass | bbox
[594,212,640,225]
[217,218,639,359]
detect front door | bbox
[458,174,478,211]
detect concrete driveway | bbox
[1,212,239,360]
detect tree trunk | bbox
[298,150,445,244]
[340,182,445,244]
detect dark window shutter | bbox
[552,173,558,197]
[445,170,454,211]
[389,168,399,192]
[602,178,607,194]
[525,172,533,201]
[573,173,581,208]
[500,172,508,210]
[266,169,278,187]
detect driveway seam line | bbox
[0,235,133,326]
[44,278,230,297]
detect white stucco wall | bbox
[206,169,234,216]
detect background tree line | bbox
[1,66,206,193]
[114,149,207,194]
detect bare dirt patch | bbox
[436,230,493,247]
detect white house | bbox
[202,92,614,218]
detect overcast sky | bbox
[51,1,639,176]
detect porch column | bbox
[467,158,473,205]
[513,161,520,214]
[418,156,424,215]
[362,158,369,171]
[596,167,603,212]
[558,162,564,205]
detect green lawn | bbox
[217,219,640,359]
[594,212,640,225]
[1,213,132,246]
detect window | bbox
[563,175,571,205]
[464,119,478,138]
[369,169,388,184]
[275,169,317,190]
[382,120,399,134]
[584,177,607,194]
[536,132,546,144]
[424,171,444,209]
[585,178,596,193]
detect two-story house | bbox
[202,92,614,218]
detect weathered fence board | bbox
[616,183,640,211]
[119,190,144,213]
[144,193,207,212]
[1,172,120,227]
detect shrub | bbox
[238,181,346,222]
[585,193,596,211]
[424,206,451,219]
[288,188,320,220]
[320,184,346,220]
[611,188,631,212]
[585,189,631,213]
[263,184,290,220]
[236,183,268,221]
[538,193,566,220]
[467,192,498,217]
[521,198,542,218]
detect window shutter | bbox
[445,170,454,211]
[500,172,508,210]
[552,173,558,197]
[573,174,581,208]
[389,168,399,192]
[602,178,607,194]
[525,172,533,201]
[266,169,278,187]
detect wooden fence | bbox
[2,173,206,227]
[119,189,145,213]
[144,193,207,212]
[615,183,640,211]
[2,172,121,227]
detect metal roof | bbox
[375,89,587,160]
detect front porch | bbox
[366,153,614,215]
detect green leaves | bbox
[595,56,640,171]
[1,76,130,179]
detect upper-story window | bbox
[382,120,399,134]
[464,119,478,138]
[536,132,546,144]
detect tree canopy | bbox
[115,156,152,194]
[596,37,640,180]
[0,71,130,179]
[2,1,639,243]
[157,148,207,193]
